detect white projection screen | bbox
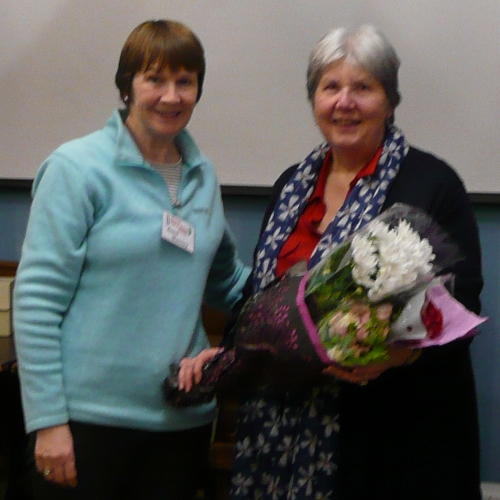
[1,0,499,194]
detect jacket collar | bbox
[110,109,205,171]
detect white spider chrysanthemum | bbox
[350,237,378,288]
[351,220,435,301]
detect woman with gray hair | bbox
[215,24,482,499]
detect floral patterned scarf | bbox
[253,125,409,292]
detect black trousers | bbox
[0,366,33,500]
[31,420,212,500]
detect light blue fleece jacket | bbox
[14,110,249,433]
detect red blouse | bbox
[275,147,383,278]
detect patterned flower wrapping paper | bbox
[227,272,329,387]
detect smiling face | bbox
[125,64,199,146]
[313,59,394,163]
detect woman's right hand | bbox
[35,423,77,487]
[177,347,222,392]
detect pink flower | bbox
[350,302,371,325]
[375,303,393,322]
[328,311,356,337]
[356,325,369,341]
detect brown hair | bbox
[115,19,205,106]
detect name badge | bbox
[162,211,195,253]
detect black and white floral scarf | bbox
[253,125,409,292]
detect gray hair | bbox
[306,25,401,115]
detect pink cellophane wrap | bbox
[297,272,332,364]
[414,283,486,347]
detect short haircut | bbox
[306,25,401,112]
[115,19,205,106]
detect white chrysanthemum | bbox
[351,220,435,301]
[326,346,345,363]
[366,220,391,239]
[351,234,378,288]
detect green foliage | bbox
[306,242,351,295]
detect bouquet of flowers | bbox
[163,204,486,406]
[300,203,483,366]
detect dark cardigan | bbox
[239,146,483,500]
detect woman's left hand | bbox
[322,345,416,385]
[35,424,77,488]
[177,348,221,392]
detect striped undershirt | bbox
[152,157,183,206]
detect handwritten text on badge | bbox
[162,211,195,254]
